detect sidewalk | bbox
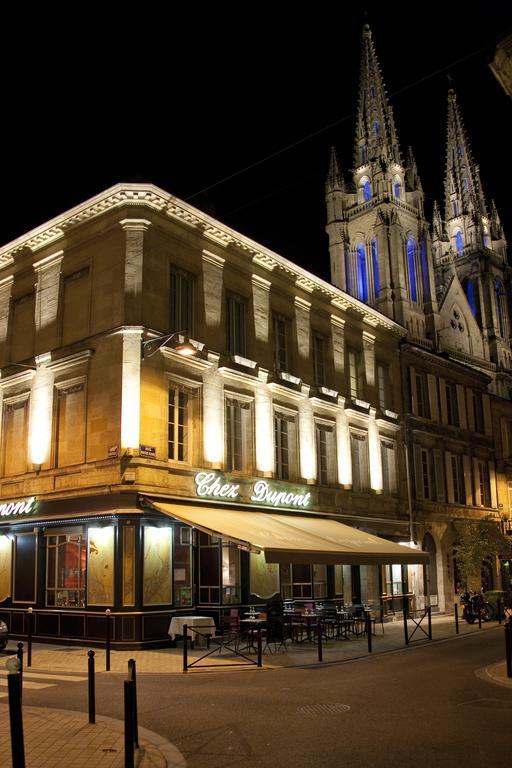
[1,614,504,674]
[0,703,186,768]
[477,660,512,689]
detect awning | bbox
[147,501,429,565]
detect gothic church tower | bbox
[326,24,438,341]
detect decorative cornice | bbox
[251,274,271,291]
[33,250,64,273]
[294,296,312,311]
[202,249,225,269]
[120,219,152,231]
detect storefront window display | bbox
[46,533,86,608]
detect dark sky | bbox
[1,10,511,284]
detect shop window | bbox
[225,398,253,473]
[174,525,193,607]
[274,411,298,481]
[350,432,370,492]
[226,294,247,357]
[142,526,172,606]
[313,333,326,387]
[122,526,135,607]
[381,440,397,495]
[273,314,289,372]
[315,422,337,486]
[0,535,12,602]
[249,551,280,598]
[13,532,37,603]
[222,541,241,604]
[1,397,29,476]
[170,267,194,334]
[313,564,327,599]
[199,532,220,604]
[55,382,86,467]
[61,267,90,346]
[281,563,313,599]
[46,533,86,608]
[385,564,406,596]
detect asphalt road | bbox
[20,628,512,768]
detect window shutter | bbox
[456,385,467,429]
[463,455,472,505]
[472,458,481,506]
[483,394,492,436]
[444,452,454,503]
[438,378,448,424]
[432,448,444,502]
[427,375,439,421]
[489,460,497,508]
[413,444,424,501]
[466,390,475,432]
[410,366,418,415]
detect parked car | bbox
[0,619,8,650]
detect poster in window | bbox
[143,527,172,606]
[0,535,12,602]
[122,526,135,607]
[249,551,280,598]
[87,526,115,606]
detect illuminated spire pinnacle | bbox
[354,24,401,167]
[326,146,345,192]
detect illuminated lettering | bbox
[194,472,240,499]
[0,497,36,517]
[250,480,311,508]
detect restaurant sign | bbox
[193,472,311,509]
[0,496,37,518]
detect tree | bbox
[453,518,512,592]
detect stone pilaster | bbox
[251,274,271,367]
[330,315,345,386]
[336,403,352,486]
[362,330,376,389]
[298,399,316,483]
[202,364,224,468]
[34,251,64,353]
[294,296,311,380]
[254,386,273,476]
[202,250,225,351]
[0,275,14,351]
[368,409,383,492]
[121,219,151,325]
[121,328,142,451]
[28,352,54,468]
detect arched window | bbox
[393,177,401,199]
[455,230,464,254]
[420,240,430,298]
[357,243,368,302]
[372,239,380,298]
[361,178,371,202]
[464,278,481,326]
[496,280,505,337]
[407,237,418,303]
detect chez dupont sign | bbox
[194,472,312,509]
[0,496,37,518]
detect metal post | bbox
[427,606,432,640]
[257,628,262,667]
[124,680,135,768]
[478,607,482,630]
[367,614,372,653]
[497,598,502,625]
[183,624,188,671]
[88,650,96,725]
[7,659,25,768]
[128,659,139,748]
[454,604,459,634]
[402,609,409,646]
[505,622,512,679]
[16,642,23,701]
[317,621,323,662]
[105,609,111,672]
[27,608,33,668]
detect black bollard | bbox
[505,622,512,679]
[427,606,432,640]
[367,614,373,653]
[183,625,188,671]
[497,598,502,625]
[403,609,409,646]
[16,642,23,702]
[88,650,96,724]
[105,609,111,672]
[454,604,459,634]
[124,680,135,768]
[27,609,33,668]
[478,608,482,630]
[257,628,262,668]
[7,666,25,768]
[317,621,323,663]
[128,659,139,748]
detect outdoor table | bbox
[168,616,216,648]
[240,617,266,653]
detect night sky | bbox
[1,10,511,284]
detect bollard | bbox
[427,606,432,640]
[128,659,139,748]
[505,622,512,679]
[497,598,502,625]
[88,650,96,724]
[317,621,323,662]
[257,628,262,668]
[478,608,482,630]
[402,609,409,646]
[367,614,372,653]
[183,624,188,672]
[7,658,25,768]
[124,680,135,768]
[454,604,459,634]
[105,609,111,672]
[16,642,24,702]
[27,608,33,668]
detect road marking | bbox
[0,679,54,690]
[297,703,351,715]
[0,670,86,682]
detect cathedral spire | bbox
[326,146,345,193]
[405,146,422,192]
[444,88,487,221]
[354,24,401,167]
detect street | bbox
[15,627,511,767]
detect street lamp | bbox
[140,330,197,360]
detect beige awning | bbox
[147,501,429,565]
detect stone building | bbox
[326,25,512,610]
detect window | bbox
[381,440,397,495]
[393,178,401,199]
[377,363,390,410]
[313,564,327,599]
[173,525,193,607]
[1,397,29,476]
[281,563,313,599]
[472,391,484,434]
[420,241,430,298]
[350,432,370,491]
[466,279,479,321]
[407,237,418,302]
[55,382,86,467]
[450,454,465,504]
[316,422,337,486]
[61,267,90,346]
[273,315,289,372]
[11,292,35,362]
[170,268,194,334]
[313,333,326,387]
[274,412,298,481]
[225,398,253,473]
[168,386,189,461]
[453,201,459,217]
[46,533,86,608]
[445,383,459,427]
[356,243,368,301]
[455,230,464,255]
[414,445,435,501]
[221,541,241,604]
[372,239,380,298]
[474,460,490,507]
[199,532,220,604]
[362,178,371,202]
[226,294,246,357]
[414,371,430,418]
[385,564,406,596]
[348,350,364,400]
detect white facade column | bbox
[336,402,352,486]
[202,365,224,468]
[29,352,54,466]
[368,408,383,492]
[121,328,142,452]
[255,386,274,476]
[298,399,316,483]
